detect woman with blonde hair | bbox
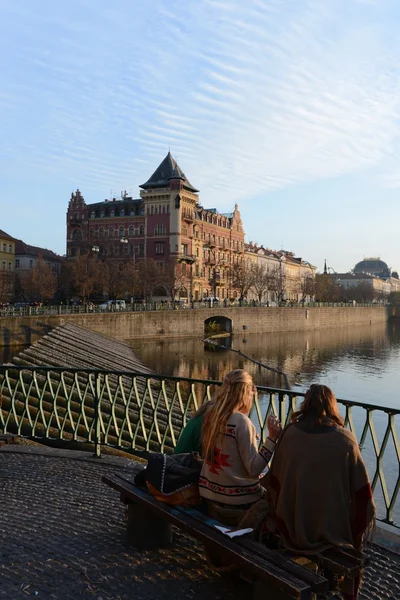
[199,369,281,525]
[266,384,375,600]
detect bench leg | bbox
[125,502,173,549]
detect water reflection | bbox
[131,321,400,407]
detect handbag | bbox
[135,452,203,507]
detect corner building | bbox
[66,153,245,301]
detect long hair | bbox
[202,369,254,461]
[291,384,345,429]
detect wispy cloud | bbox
[0,0,399,258]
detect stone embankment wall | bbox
[0,306,389,347]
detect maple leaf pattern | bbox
[207,447,231,475]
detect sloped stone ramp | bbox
[0,323,192,455]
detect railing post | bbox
[93,372,102,458]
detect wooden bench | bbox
[103,470,368,599]
[103,471,332,599]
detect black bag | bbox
[135,452,203,506]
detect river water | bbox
[131,320,400,523]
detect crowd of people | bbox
[174,370,375,600]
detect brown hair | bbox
[202,369,254,461]
[291,384,345,429]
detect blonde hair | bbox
[202,369,254,461]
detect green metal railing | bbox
[0,365,399,526]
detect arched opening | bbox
[204,315,232,339]
[152,285,168,302]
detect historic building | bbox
[0,229,16,301]
[15,240,63,275]
[331,257,400,299]
[67,152,245,301]
[244,243,316,303]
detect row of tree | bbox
[4,255,386,305]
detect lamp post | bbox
[84,246,99,305]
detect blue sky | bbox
[1,0,399,273]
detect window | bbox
[119,226,124,237]
[2,244,6,252]
[110,209,115,217]
[2,261,5,270]
[8,262,11,271]
[166,205,170,214]
[15,259,20,268]
[75,213,79,220]
[91,211,95,218]
[109,226,114,237]
[139,225,144,236]
[100,211,105,217]
[155,242,164,255]
[139,243,145,256]
[182,243,189,256]
[155,223,166,236]
[8,244,12,253]
[29,260,33,268]
[129,225,134,236]
[151,206,154,215]
[120,209,125,217]
[140,207,145,216]
[156,261,164,268]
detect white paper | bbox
[214,525,253,538]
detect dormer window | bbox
[110,209,115,217]
[90,211,95,218]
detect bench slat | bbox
[103,473,314,600]
[238,539,327,593]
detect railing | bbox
[0,301,388,318]
[1,367,399,525]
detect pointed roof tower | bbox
[140,152,198,192]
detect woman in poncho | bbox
[266,384,375,600]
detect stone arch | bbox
[153,285,168,298]
[204,315,232,336]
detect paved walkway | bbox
[0,446,399,600]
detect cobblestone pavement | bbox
[0,449,399,600]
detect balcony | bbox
[182,211,194,223]
[178,253,196,263]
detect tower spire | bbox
[324,259,327,275]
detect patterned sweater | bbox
[199,411,276,505]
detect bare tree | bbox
[0,271,14,303]
[315,274,340,302]
[300,273,316,303]
[268,265,286,304]
[19,256,58,303]
[67,251,104,302]
[137,259,162,301]
[162,262,189,301]
[230,262,255,300]
[250,264,271,303]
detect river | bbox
[131,320,400,524]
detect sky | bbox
[0,0,399,273]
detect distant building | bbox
[0,229,16,302]
[332,256,400,299]
[245,243,316,303]
[15,240,63,275]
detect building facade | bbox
[67,152,246,301]
[0,229,16,302]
